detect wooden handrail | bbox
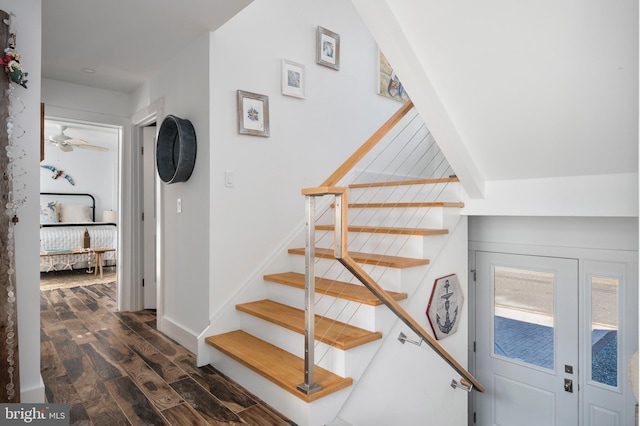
[321,100,414,187]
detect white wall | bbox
[207,0,401,319]
[0,0,44,402]
[469,216,638,251]
[42,78,133,118]
[131,32,212,349]
[40,120,119,215]
[462,173,639,218]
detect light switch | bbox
[225,171,234,188]
[177,198,182,213]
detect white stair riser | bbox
[238,313,382,377]
[290,256,405,292]
[266,281,382,330]
[315,230,427,258]
[315,230,448,260]
[323,207,449,229]
[349,182,459,204]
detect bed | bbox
[40,192,117,272]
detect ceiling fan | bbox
[46,125,108,152]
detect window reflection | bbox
[591,276,618,387]
[494,266,554,369]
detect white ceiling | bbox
[42,0,252,93]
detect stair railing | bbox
[298,101,484,394]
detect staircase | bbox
[203,102,480,426]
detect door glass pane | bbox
[591,276,618,387]
[494,266,554,369]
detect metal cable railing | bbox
[297,101,483,394]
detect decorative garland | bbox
[2,11,27,401]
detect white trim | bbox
[131,98,164,312]
[158,315,199,354]
[20,376,45,403]
[468,241,638,264]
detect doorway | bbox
[40,118,120,292]
[473,250,636,425]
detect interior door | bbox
[142,126,157,309]
[475,252,579,425]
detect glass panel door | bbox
[475,252,579,426]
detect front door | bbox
[475,252,579,425]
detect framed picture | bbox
[237,90,270,137]
[281,59,305,99]
[377,50,410,103]
[316,26,340,70]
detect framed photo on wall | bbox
[378,50,410,103]
[316,26,340,70]
[281,59,305,99]
[237,90,270,137]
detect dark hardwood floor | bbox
[40,281,296,425]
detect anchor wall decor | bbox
[426,274,464,340]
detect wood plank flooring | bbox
[41,281,296,425]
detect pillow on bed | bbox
[40,201,59,223]
[60,204,92,222]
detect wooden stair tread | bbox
[205,330,353,402]
[264,271,407,305]
[315,224,448,236]
[236,299,382,350]
[288,247,430,268]
[341,201,464,209]
[349,177,459,188]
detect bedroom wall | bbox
[0,0,44,402]
[40,121,119,216]
[207,0,401,318]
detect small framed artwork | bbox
[237,90,270,137]
[281,59,305,99]
[316,26,340,70]
[378,50,410,103]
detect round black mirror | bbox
[156,115,197,184]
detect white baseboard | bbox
[20,376,45,403]
[157,315,199,354]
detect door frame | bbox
[469,240,638,426]
[130,98,164,312]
